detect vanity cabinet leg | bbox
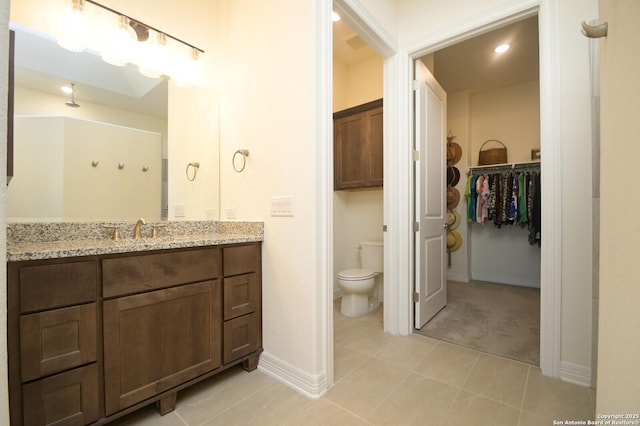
[242,354,260,372]
[156,393,177,415]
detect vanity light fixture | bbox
[56,0,204,87]
[494,43,510,54]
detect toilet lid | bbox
[338,269,376,280]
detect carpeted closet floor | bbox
[416,280,540,365]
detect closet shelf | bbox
[467,160,540,175]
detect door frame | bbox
[401,1,561,378]
[331,0,561,378]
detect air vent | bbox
[344,34,367,50]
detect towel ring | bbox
[186,162,200,181]
[233,149,250,173]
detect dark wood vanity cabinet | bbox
[8,259,100,426]
[333,99,383,190]
[8,242,263,425]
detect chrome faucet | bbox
[133,218,147,239]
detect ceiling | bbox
[333,15,539,93]
[12,24,168,119]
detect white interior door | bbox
[414,59,447,329]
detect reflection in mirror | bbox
[7,23,168,222]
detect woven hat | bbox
[446,230,463,253]
[446,210,461,231]
[447,166,460,187]
[447,187,460,210]
[447,141,462,166]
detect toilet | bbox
[337,240,383,317]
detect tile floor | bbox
[116,302,595,425]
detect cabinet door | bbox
[333,100,383,190]
[334,112,370,189]
[22,363,99,426]
[103,280,222,415]
[20,303,97,382]
[223,312,261,364]
[224,273,259,320]
[369,107,384,186]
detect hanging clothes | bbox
[466,165,541,246]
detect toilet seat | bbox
[338,268,376,281]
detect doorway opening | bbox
[331,11,386,375]
[413,15,542,366]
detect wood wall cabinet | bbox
[333,98,383,190]
[8,242,263,425]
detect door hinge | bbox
[382,224,387,232]
[413,222,419,232]
[413,292,420,303]
[412,150,420,161]
[412,80,420,91]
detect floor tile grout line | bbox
[323,397,376,425]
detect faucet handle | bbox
[150,224,167,238]
[102,225,121,241]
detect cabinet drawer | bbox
[22,363,99,426]
[103,247,220,298]
[18,260,97,313]
[223,312,261,364]
[223,244,260,277]
[224,273,259,320]
[20,303,97,383]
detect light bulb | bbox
[56,0,90,52]
[139,32,169,79]
[101,15,137,67]
[172,48,202,88]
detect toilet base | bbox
[340,295,381,317]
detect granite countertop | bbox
[7,221,264,262]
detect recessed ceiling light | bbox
[332,11,341,22]
[495,44,510,53]
[60,85,73,94]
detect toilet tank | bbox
[360,241,383,272]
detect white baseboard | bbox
[447,273,469,283]
[258,351,327,399]
[560,361,592,387]
[471,273,540,288]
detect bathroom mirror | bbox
[6,23,219,222]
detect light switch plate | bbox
[271,196,295,216]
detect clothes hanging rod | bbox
[467,160,540,174]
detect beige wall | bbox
[470,81,540,165]
[597,0,640,412]
[218,0,324,375]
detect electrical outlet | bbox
[270,196,295,217]
[226,208,237,220]
[174,204,185,218]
